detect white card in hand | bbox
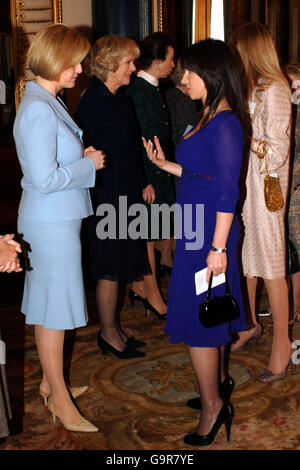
[195,268,226,296]
[183,124,194,137]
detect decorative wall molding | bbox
[10,0,62,109]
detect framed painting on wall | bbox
[10,0,62,109]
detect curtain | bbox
[222,0,295,63]
[194,0,212,42]
[289,0,300,63]
[223,0,232,42]
[92,0,153,40]
[162,0,193,54]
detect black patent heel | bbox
[143,298,167,320]
[184,402,234,447]
[224,402,234,442]
[186,375,235,411]
[128,289,145,306]
[159,264,172,278]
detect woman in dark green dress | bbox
[127,33,175,318]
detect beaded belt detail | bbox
[182,169,213,181]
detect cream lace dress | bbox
[242,80,291,279]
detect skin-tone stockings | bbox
[132,241,167,314]
[155,238,173,268]
[234,277,291,373]
[35,325,82,424]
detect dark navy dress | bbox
[75,77,149,282]
[165,111,248,347]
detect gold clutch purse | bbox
[264,172,284,212]
[257,140,284,212]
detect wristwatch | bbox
[211,246,227,253]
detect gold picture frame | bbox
[152,0,163,32]
[10,0,62,109]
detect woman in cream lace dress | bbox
[231,23,293,382]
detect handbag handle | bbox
[205,271,230,302]
[260,141,269,177]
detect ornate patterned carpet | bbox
[0,275,299,451]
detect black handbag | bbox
[199,272,240,328]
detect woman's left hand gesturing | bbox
[206,251,227,283]
[142,136,167,170]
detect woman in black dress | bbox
[76,35,149,359]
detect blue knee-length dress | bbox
[13,81,96,331]
[165,111,248,347]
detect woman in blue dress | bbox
[143,39,248,446]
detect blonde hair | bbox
[232,23,291,97]
[89,35,139,82]
[28,23,90,81]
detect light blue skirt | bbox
[18,217,88,330]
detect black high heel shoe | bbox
[128,289,145,306]
[143,298,167,320]
[159,264,172,278]
[186,376,234,411]
[127,336,146,349]
[184,401,234,447]
[97,333,145,359]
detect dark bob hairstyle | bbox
[181,38,246,130]
[139,32,175,69]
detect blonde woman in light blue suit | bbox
[13,24,105,432]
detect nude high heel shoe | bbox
[39,385,88,407]
[290,308,300,324]
[47,401,99,433]
[258,347,297,383]
[231,323,263,352]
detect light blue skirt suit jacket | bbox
[13,81,96,330]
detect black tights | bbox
[96,279,127,351]
[188,346,227,435]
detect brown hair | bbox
[284,63,300,79]
[89,35,139,82]
[28,23,90,81]
[170,60,185,85]
[231,23,291,98]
